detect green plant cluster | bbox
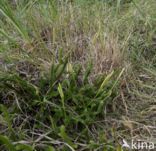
[0,55,123,150]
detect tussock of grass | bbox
[0,57,124,150]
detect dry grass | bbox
[0,0,156,150]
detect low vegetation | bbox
[0,0,156,150]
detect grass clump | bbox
[0,56,124,150]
